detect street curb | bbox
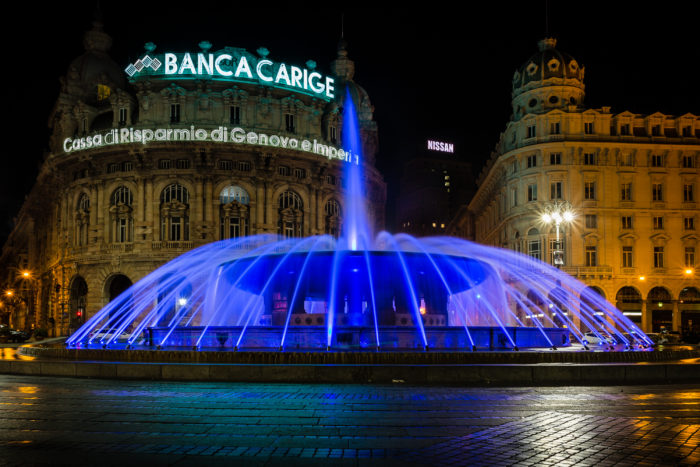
[1,359,699,386]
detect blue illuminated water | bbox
[67,89,652,351]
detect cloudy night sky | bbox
[1,1,698,240]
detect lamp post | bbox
[541,205,575,268]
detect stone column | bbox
[672,300,680,332]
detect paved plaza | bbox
[0,376,698,466]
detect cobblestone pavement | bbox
[0,376,698,466]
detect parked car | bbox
[582,332,615,346]
[0,326,30,343]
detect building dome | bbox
[511,38,585,120]
[64,21,125,103]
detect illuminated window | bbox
[621,216,632,229]
[653,216,663,230]
[219,186,250,240]
[584,122,594,134]
[585,246,597,267]
[229,105,240,125]
[96,84,111,101]
[550,182,562,200]
[584,182,596,200]
[621,183,632,201]
[652,183,663,201]
[550,153,561,165]
[528,239,541,260]
[684,184,694,202]
[622,246,633,268]
[160,184,189,241]
[527,184,537,201]
[651,154,664,167]
[585,214,597,229]
[170,104,181,123]
[653,246,664,268]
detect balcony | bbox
[105,243,134,253]
[152,241,194,250]
[561,265,613,278]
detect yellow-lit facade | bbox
[466,38,699,336]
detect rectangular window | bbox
[550,122,560,134]
[527,184,537,201]
[218,159,233,170]
[229,105,240,125]
[652,183,663,201]
[550,182,562,200]
[651,154,664,167]
[107,163,120,174]
[621,153,634,166]
[511,188,518,207]
[285,113,296,133]
[686,247,696,267]
[329,125,337,144]
[682,126,693,137]
[325,174,336,185]
[621,183,632,201]
[651,125,661,136]
[585,214,597,229]
[621,216,632,229]
[622,246,633,268]
[238,161,251,172]
[685,217,695,230]
[584,153,596,165]
[584,122,594,134]
[278,165,290,176]
[176,159,190,169]
[550,153,561,165]
[620,124,630,135]
[584,182,596,200]
[653,216,663,230]
[170,217,181,241]
[118,218,128,243]
[653,246,664,268]
[158,159,172,170]
[585,246,597,267]
[119,108,128,125]
[170,103,181,123]
[122,162,133,172]
[683,155,695,168]
[528,240,541,260]
[294,168,306,179]
[684,184,694,202]
[527,155,537,168]
[527,125,536,138]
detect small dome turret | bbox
[511,38,585,120]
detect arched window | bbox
[219,186,250,240]
[110,186,133,243]
[160,183,189,241]
[324,199,342,238]
[278,191,303,239]
[75,193,90,246]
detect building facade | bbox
[0,22,385,336]
[465,38,699,337]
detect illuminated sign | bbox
[427,140,454,153]
[62,127,356,164]
[125,46,335,100]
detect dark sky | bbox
[2,1,698,241]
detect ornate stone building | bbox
[0,21,385,335]
[463,38,699,337]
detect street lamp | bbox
[541,204,575,267]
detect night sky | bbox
[2,1,698,243]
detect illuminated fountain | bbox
[67,90,652,352]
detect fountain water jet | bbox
[67,89,653,352]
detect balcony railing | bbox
[151,241,194,250]
[561,265,613,277]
